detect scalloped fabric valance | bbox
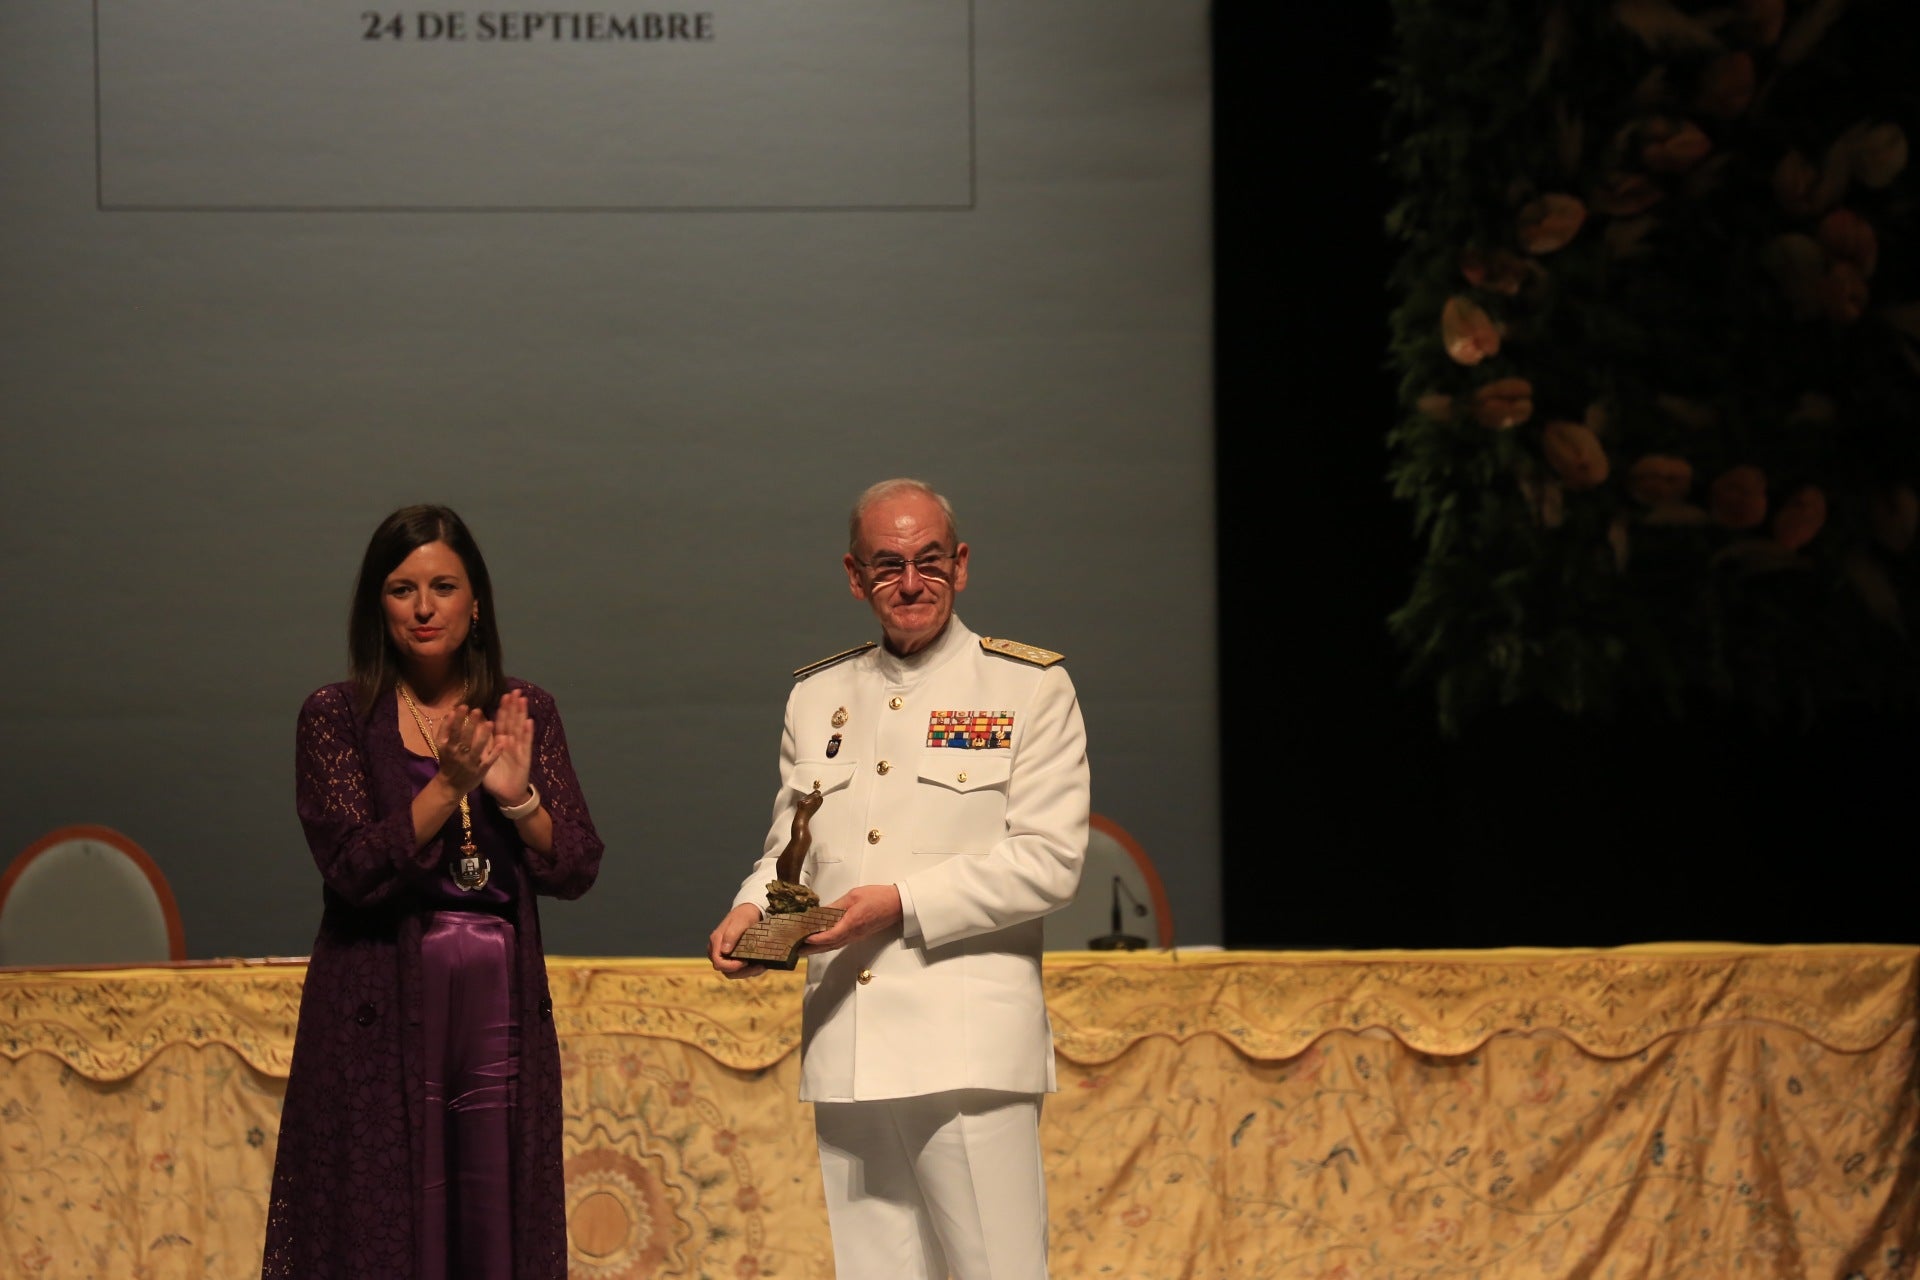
[3,945,1910,1081]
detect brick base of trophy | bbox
[727,786,840,971]
[728,905,846,971]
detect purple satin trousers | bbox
[420,910,519,1280]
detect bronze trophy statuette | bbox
[726,786,846,971]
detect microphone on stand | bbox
[1088,876,1149,950]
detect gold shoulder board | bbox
[792,641,878,679]
[979,636,1064,667]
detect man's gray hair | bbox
[848,478,960,551]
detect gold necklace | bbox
[397,681,490,892]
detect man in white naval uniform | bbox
[708,478,1089,1280]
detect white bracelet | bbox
[498,783,541,821]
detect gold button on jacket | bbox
[857,968,873,985]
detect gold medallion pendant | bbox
[397,681,492,892]
[451,838,492,892]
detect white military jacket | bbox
[733,618,1090,1102]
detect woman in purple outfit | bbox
[263,504,603,1279]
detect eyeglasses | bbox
[854,552,958,587]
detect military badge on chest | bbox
[926,710,1014,749]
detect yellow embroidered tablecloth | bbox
[2,946,1915,1278]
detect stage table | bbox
[2,946,1915,1278]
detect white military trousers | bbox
[813,1089,1048,1280]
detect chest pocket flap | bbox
[916,753,1012,793]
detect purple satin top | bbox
[402,752,521,911]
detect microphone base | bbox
[1088,933,1148,951]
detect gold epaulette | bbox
[979,636,1064,667]
[792,641,878,679]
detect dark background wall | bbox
[1215,3,1920,950]
[8,0,1912,957]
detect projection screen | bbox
[0,0,1216,959]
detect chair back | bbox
[0,825,185,966]
[1046,813,1174,950]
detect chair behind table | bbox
[0,824,185,966]
[1044,813,1174,951]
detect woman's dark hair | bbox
[347,504,505,718]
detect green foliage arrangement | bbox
[1385,0,1920,732]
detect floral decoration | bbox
[1386,0,1920,729]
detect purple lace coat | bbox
[262,678,603,1279]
